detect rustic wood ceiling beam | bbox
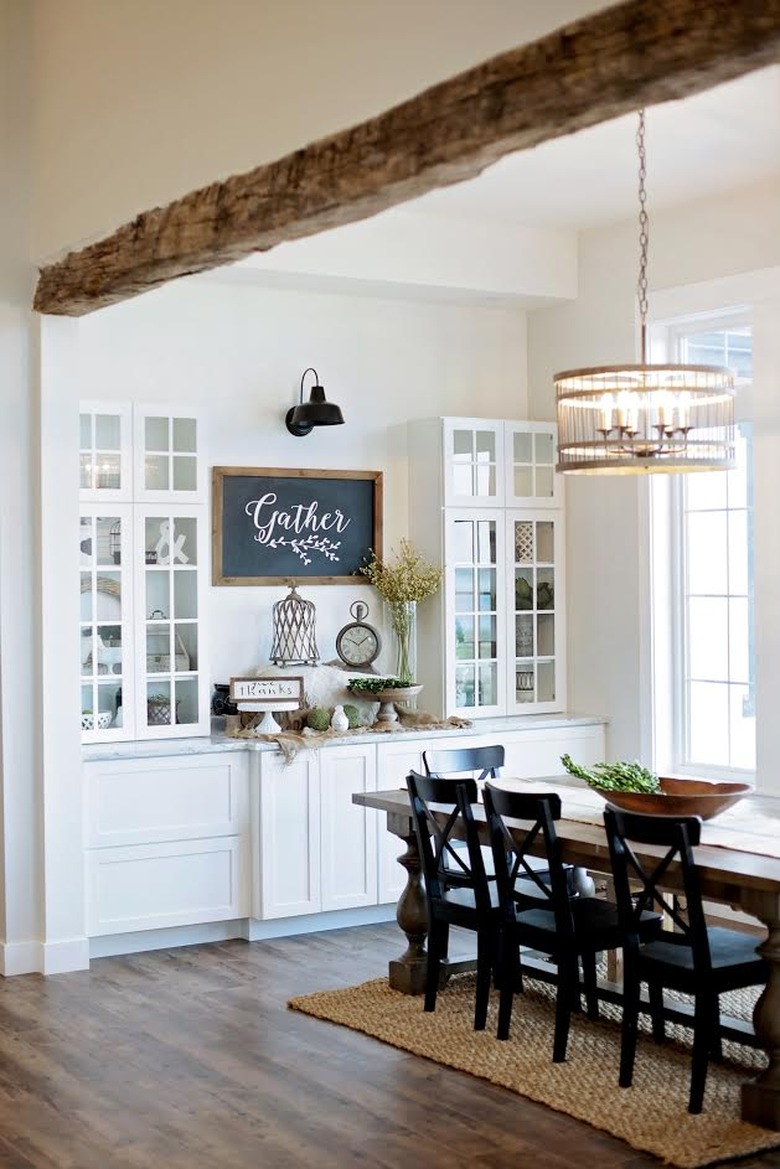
[34,0,780,316]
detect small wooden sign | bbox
[212,467,383,585]
[229,675,303,706]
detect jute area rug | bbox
[288,973,780,1169]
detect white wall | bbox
[528,219,642,759]
[0,0,44,972]
[528,181,780,768]
[76,275,529,681]
[240,208,578,306]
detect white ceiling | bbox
[229,65,780,299]
[400,66,780,231]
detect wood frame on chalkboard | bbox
[212,466,384,586]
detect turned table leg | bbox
[385,811,428,995]
[740,891,780,1129]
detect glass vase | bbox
[388,600,417,685]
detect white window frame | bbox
[666,311,754,780]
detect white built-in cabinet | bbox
[253,743,379,919]
[84,752,250,936]
[442,417,561,509]
[409,417,565,720]
[79,402,209,741]
[82,720,605,942]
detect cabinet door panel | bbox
[445,510,506,717]
[84,754,248,847]
[320,745,377,911]
[258,752,320,919]
[506,511,566,714]
[134,504,210,736]
[133,406,206,502]
[80,503,135,740]
[79,402,133,502]
[443,418,504,507]
[86,837,247,935]
[504,422,561,508]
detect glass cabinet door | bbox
[508,512,564,711]
[504,423,561,508]
[135,506,207,735]
[443,419,505,507]
[79,403,132,501]
[80,505,133,740]
[134,408,204,502]
[446,511,505,716]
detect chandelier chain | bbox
[636,109,649,335]
[552,107,735,474]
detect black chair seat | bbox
[641,926,763,978]
[441,883,502,915]
[514,899,659,953]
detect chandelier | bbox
[554,111,735,475]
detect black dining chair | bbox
[423,744,505,782]
[604,807,768,1113]
[484,782,662,1061]
[422,745,505,877]
[406,770,502,1030]
[422,744,560,883]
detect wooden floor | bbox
[0,923,776,1169]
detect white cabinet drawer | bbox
[84,753,249,847]
[86,836,248,935]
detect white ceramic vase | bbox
[330,704,349,732]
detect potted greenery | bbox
[147,691,179,726]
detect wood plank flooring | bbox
[0,923,775,1168]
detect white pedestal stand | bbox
[237,700,299,734]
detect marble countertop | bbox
[81,712,607,763]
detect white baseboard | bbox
[244,904,396,942]
[88,906,397,959]
[43,937,91,974]
[89,920,244,959]
[0,941,43,976]
[1,936,90,976]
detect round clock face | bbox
[336,621,381,668]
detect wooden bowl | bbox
[591,776,753,821]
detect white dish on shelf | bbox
[81,710,113,731]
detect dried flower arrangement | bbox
[360,540,442,684]
[359,538,442,603]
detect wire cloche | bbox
[269,583,320,665]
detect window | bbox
[670,320,754,774]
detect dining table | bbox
[353,776,780,1130]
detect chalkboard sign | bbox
[212,467,383,585]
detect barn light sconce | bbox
[285,367,345,437]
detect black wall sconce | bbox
[285,367,345,437]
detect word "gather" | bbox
[245,493,352,543]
